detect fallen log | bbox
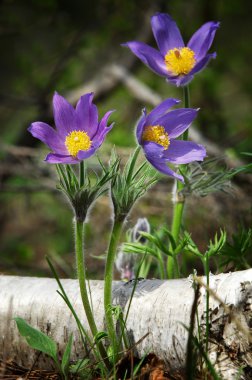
[0,270,251,378]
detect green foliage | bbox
[207,230,227,257]
[14,317,75,379]
[110,147,158,221]
[69,358,90,378]
[46,256,109,375]
[93,330,109,344]
[56,159,116,222]
[46,257,93,349]
[184,229,227,258]
[123,227,191,279]
[218,227,252,270]
[14,317,59,365]
[61,334,73,379]
[182,157,252,197]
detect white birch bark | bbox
[0,270,251,378]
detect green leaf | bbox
[184,232,203,257]
[94,331,108,343]
[14,317,58,363]
[207,229,226,257]
[125,145,141,183]
[180,157,252,197]
[69,358,90,374]
[61,334,73,378]
[110,148,158,221]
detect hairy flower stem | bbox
[203,255,210,355]
[75,219,110,370]
[182,86,190,141]
[104,219,124,360]
[168,85,190,278]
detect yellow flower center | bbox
[142,125,170,150]
[65,130,91,157]
[165,47,196,75]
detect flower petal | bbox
[93,123,114,150]
[28,122,67,154]
[167,52,216,87]
[156,108,198,138]
[145,98,180,125]
[147,156,184,182]
[190,53,216,75]
[142,142,184,181]
[45,153,80,164]
[163,140,206,164]
[122,41,167,76]
[174,74,195,87]
[143,141,165,159]
[151,13,184,55]
[53,92,76,136]
[188,21,220,61]
[77,147,97,160]
[75,93,98,137]
[136,109,147,143]
[93,110,114,141]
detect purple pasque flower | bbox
[28,92,114,164]
[136,98,206,182]
[123,13,219,86]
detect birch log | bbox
[0,270,251,378]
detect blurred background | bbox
[0,0,251,278]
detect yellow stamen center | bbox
[165,47,196,75]
[65,130,91,157]
[142,125,170,150]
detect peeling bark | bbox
[0,270,251,378]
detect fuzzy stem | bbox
[168,85,190,278]
[75,219,110,369]
[182,85,190,141]
[104,219,124,358]
[79,161,85,187]
[203,254,210,355]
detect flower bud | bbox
[132,218,150,244]
[115,250,136,281]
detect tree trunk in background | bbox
[0,270,251,379]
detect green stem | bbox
[75,219,110,370]
[203,254,210,355]
[79,161,85,187]
[182,85,190,140]
[104,219,124,358]
[168,85,190,279]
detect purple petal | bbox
[142,141,184,181]
[156,108,199,138]
[53,92,76,136]
[136,109,147,143]
[75,93,98,138]
[93,110,114,141]
[77,147,97,160]
[28,122,67,154]
[93,123,114,149]
[143,141,165,159]
[151,13,184,56]
[145,98,180,125]
[188,21,220,61]
[147,156,184,182]
[122,41,167,76]
[174,75,195,87]
[163,140,206,164]
[190,53,216,75]
[45,153,80,164]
